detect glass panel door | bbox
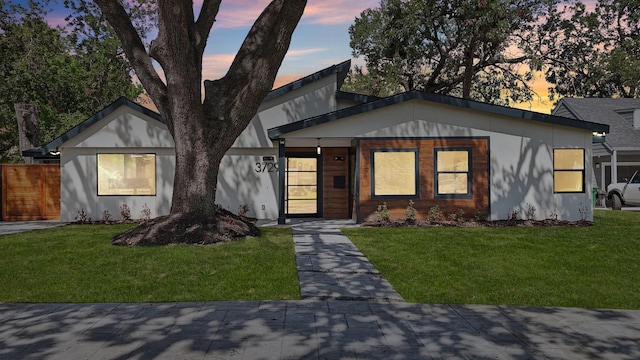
[285,157,318,215]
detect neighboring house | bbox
[552,98,640,190]
[25,60,608,223]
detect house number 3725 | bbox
[255,162,278,173]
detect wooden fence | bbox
[1,164,60,221]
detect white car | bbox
[607,170,640,210]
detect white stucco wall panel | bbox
[233,76,338,148]
[66,108,174,149]
[60,147,174,222]
[215,149,279,219]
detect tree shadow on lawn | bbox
[1,301,639,359]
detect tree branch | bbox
[93,0,168,116]
[192,0,221,57]
[204,0,306,137]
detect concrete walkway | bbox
[289,219,403,302]
[0,221,66,236]
[2,219,640,359]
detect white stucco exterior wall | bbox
[282,100,595,221]
[59,107,175,222]
[58,70,342,222]
[233,75,338,148]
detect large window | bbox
[371,149,418,197]
[97,154,156,195]
[554,149,584,193]
[435,148,471,197]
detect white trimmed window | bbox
[97,154,156,195]
[371,149,418,197]
[435,149,471,197]
[554,149,584,193]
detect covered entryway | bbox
[278,144,351,223]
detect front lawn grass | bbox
[0,225,299,303]
[343,210,640,309]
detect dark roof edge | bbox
[335,91,381,104]
[22,97,163,157]
[268,91,610,138]
[263,60,351,102]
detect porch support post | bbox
[612,149,618,184]
[277,138,286,225]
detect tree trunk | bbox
[97,0,306,245]
[169,105,223,215]
[462,41,477,99]
[15,104,39,164]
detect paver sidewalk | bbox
[290,219,403,302]
[2,301,640,359]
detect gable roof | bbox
[24,60,353,158]
[264,60,351,102]
[553,98,640,148]
[268,90,609,138]
[23,97,163,158]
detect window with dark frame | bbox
[371,149,418,198]
[435,148,472,198]
[97,154,156,196]
[553,148,584,193]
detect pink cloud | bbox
[193,0,378,28]
[286,48,327,57]
[202,54,236,80]
[201,48,326,80]
[304,0,379,25]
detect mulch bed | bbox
[362,218,593,228]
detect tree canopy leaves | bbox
[346,0,640,105]
[0,1,143,162]
[541,0,640,99]
[347,0,552,105]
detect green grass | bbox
[0,225,299,303]
[343,210,640,309]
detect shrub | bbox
[376,202,390,223]
[474,208,488,222]
[238,204,250,218]
[507,208,520,221]
[102,209,112,223]
[449,209,465,222]
[75,209,91,224]
[141,204,151,222]
[404,200,417,223]
[524,203,536,220]
[120,204,132,222]
[428,205,443,222]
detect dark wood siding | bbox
[322,148,349,218]
[357,138,489,222]
[1,164,61,221]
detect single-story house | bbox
[25,60,608,223]
[552,98,640,190]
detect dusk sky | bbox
[40,0,599,114]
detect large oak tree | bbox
[94,1,307,245]
[346,0,553,105]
